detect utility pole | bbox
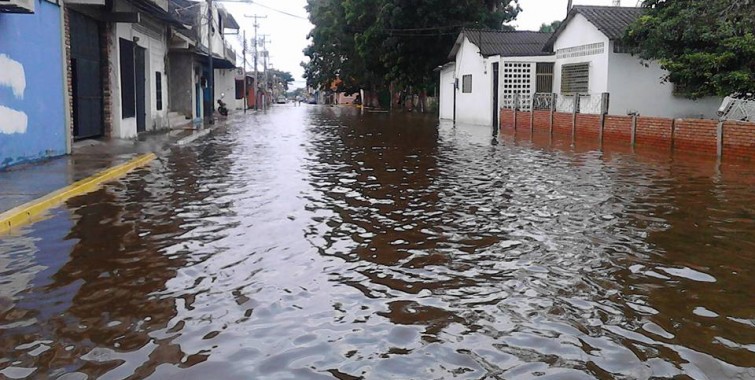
[242,29,247,114]
[206,0,214,123]
[261,34,271,109]
[245,14,266,110]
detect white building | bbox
[545,5,720,118]
[440,29,554,126]
[110,0,173,139]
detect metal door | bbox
[135,46,147,133]
[69,11,103,139]
[492,62,500,132]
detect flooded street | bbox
[1,105,755,379]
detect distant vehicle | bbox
[276,96,286,104]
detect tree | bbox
[538,20,561,33]
[626,0,755,98]
[267,69,294,91]
[302,0,521,107]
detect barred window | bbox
[536,63,554,93]
[462,75,472,93]
[561,63,589,94]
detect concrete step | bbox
[169,114,192,130]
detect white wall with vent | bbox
[552,13,609,100]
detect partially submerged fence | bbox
[501,92,755,161]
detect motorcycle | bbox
[217,93,229,116]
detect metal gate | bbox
[69,10,103,139]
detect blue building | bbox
[0,0,68,169]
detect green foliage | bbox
[626,0,755,98]
[267,69,295,90]
[538,20,561,33]
[302,0,520,91]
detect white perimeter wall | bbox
[214,69,244,110]
[607,44,720,118]
[454,38,494,126]
[553,14,610,96]
[439,64,455,120]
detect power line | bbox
[218,0,308,20]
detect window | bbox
[235,79,245,99]
[462,74,472,93]
[561,63,589,94]
[155,72,163,110]
[536,63,554,93]
[119,38,135,118]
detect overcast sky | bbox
[223,0,633,89]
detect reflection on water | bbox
[1,106,754,379]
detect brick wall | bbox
[501,109,515,129]
[636,117,673,150]
[575,114,600,140]
[674,119,718,155]
[516,111,531,131]
[603,115,632,145]
[101,21,113,137]
[553,112,572,136]
[64,7,73,146]
[533,110,550,133]
[723,121,755,161]
[499,109,755,161]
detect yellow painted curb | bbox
[0,153,157,235]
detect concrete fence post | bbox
[550,93,556,137]
[530,95,535,134]
[630,114,638,147]
[599,92,609,146]
[513,93,519,131]
[572,94,580,143]
[716,120,724,158]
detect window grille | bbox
[536,63,554,93]
[462,75,472,93]
[561,63,589,94]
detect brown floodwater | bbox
[1,105,754,379]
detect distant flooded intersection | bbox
[1,106,754,379]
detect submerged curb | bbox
[0,153,157,235]
[176,126,215,146]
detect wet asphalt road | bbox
[1,105,754,379]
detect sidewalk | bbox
[0,122,216,215]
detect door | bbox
[69,11,103,140]
[135,46,147,133]
[492,62,500,132]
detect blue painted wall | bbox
[0,0,67,169]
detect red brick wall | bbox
[533,110,550,133]
[603,115,632,145]
[101,22,113,137]
[498,107,755,160]
[553,112,572,136]
[64,7,72,146]
[636,117,673,150]
[516,111,531,131]
[723,121,755,161]
[674,119,718,155]
[500,109,515,129]
[575,114,600,140]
